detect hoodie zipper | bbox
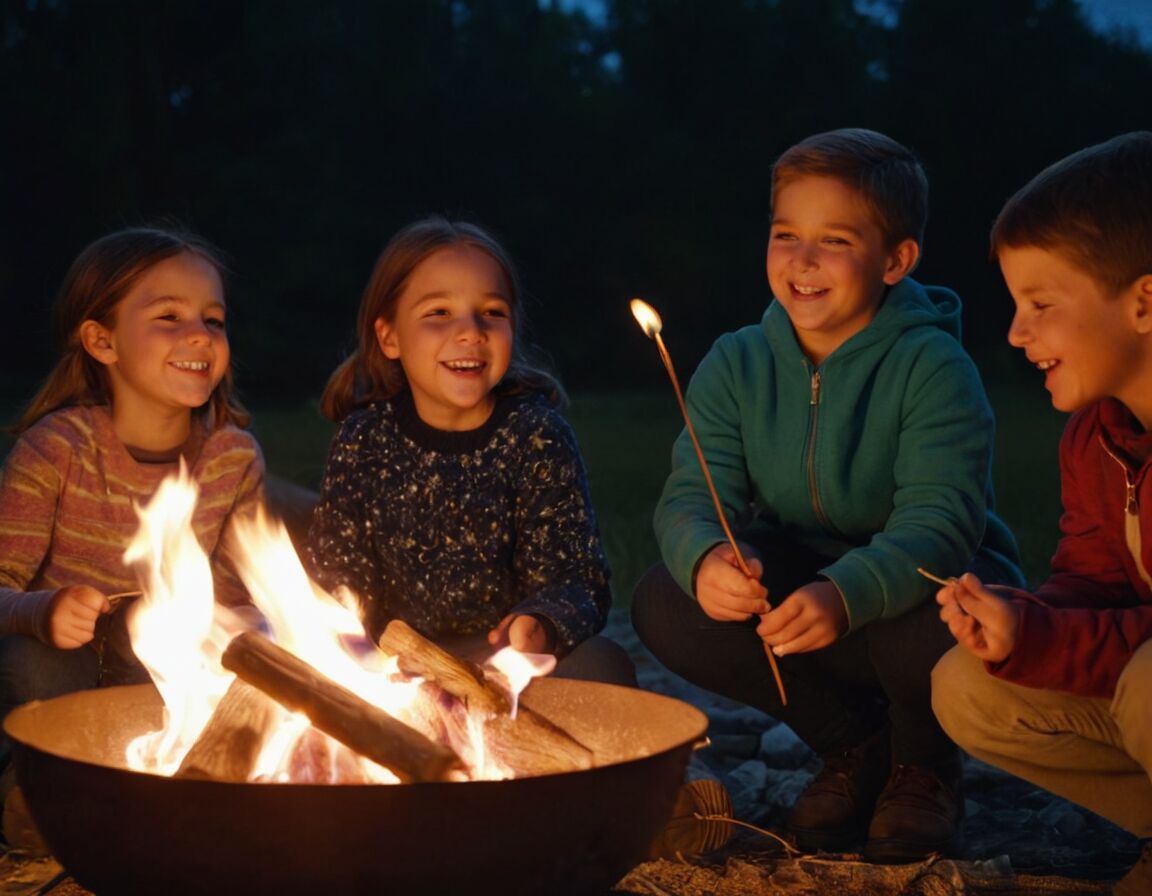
[1099,436,1152,590]
[805,370,836,533]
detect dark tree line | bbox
[2,0,1150,405]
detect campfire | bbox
[4,468,709,896]
[120,467,591,786]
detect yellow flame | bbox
[630,298,663,338]
[122,471,557,783]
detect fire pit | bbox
[6,676,707,896]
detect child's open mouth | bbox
[790,284,828,298]
[171,360,210,373]
[443,359,486,373]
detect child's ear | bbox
[79,320,117,365]
[882,238,920,285]
[1129,274,1152,335]
[373,316,401,359]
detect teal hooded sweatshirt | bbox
[655,277,1022,631]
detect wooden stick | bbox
[916,567,958,587]
[222,630,463,783]
[378,620,594,775]
[649,322,788,707]
[175,677,281,782]
[917,567,968,615]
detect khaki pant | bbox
[932,641,1152,837]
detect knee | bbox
[1114,639,1152,730]
[931,646,990,748]
[555,636,637,688]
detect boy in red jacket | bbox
[931,131,1152,896]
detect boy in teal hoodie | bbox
[632,128,1023,862]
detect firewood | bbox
[378,619,594,775]
[221,630,464,783]
[378,620,509,715]
[174,677,280,782]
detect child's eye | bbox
[484,306,510,319]
[771,231,796,242]
[822,237,850,246]
[206,317,226,330]
[157,312,180,322]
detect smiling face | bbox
[1002,245,1152,427]
[81,250,230,444]
[766,175,918,365]
[374,244,514,431]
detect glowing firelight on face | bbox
[121,470,554,782]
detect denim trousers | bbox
[631,540,964,766]
[933,641,1152,838]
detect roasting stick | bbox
[916,567,968,616]
[631,299,787,706]
[106,590,142,608]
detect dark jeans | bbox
[632,540,993,766]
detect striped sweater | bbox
[0,405,264,643]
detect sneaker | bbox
[1114,841,1152,896]
[863,762,963,863]
[787,726,891,852]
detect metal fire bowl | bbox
[5,678,707,896]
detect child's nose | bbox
[1006,313,1029,346]
[456,314,487,341]
[185,319,212,343]
[792,242,818,270]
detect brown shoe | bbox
[787,727,890,852]
[1114,841,1152,896]
[863,762,963,863]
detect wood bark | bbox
[174,677,281,782]
[378,619,594,775]
[221,630,463,783]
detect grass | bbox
[245,382,1065,606]
[0,380,1064,603]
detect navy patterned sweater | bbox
[306,390,611,653]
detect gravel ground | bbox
[0,608,1139,896]
[608,608,1141,895]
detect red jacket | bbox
[989,398,1152,697]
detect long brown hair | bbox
[13,226,250,434]
[320,215,562,423]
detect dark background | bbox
[3,0,1151,408]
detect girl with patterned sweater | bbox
[307,216,633,684]
[0,227,264,748]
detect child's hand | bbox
[487,613,554,654]
[695,543,769,622]
[936,572,1019,662]
[757,580,847,656]
[47,585,111,649]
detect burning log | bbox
[175,677,281,782]
[378,620,594,775]
[379,619,510,716]
[222,630,464,783]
